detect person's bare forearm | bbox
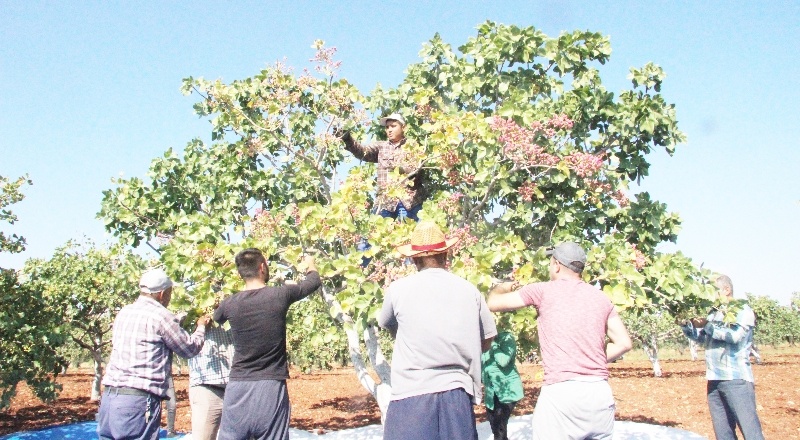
[606,314,633,362]
[487,282,525,312]
[606,341,630,363]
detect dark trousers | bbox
[384,388,478,440]
[486,396,516,440]
[97,389,162,440]
[707,379,764,440]
[218,380,289,440]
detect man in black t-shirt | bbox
[214,248,320,440]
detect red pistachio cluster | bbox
[632,246,647,270]
[585,181,629,208]
[447,225,478,255]
[414,103,433,120]
[250,208,287,241]
[436,192,464,216]
[547,113,574,131]
[296,70,317,89]
[310,46,342,76]
[563,152,605,178]
[325,86,353,112]
[490,116,560,167]
[519,181,537,202]
[365,260,414,288]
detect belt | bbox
[105,386,167,400]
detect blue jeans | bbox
[379,202,422,222]
[358,203,421,266]
[97,389,162,440]
[707,379,764,440]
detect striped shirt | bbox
[188,326,235,387]
[682,304,756,382]
[102,296,206,396]
[342,134,428,212]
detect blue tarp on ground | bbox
[0,419,707,439]
[0,422,186,440]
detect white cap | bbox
[379,113,406,126]
[139,268,173,294]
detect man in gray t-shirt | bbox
[378,222,497,440]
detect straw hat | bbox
[396,221,460,257]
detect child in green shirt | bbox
[482,331,524,440]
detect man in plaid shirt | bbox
[339,112,428,221]
[97,268,211,440]
[681,275,764,440]
[188,325,234,440]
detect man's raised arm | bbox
[338,131,378,162]
[487,282,526,312]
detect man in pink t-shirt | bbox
[487,242,632,440]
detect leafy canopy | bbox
[99,22,721,353]
[0,175,67,410]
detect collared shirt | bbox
[682,304,756,382]
[188,326,235,387]
[342,134,428,212]
[102,296,206,396]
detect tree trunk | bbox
[90,349,103,401]
[363,324,392,419]
[643,336,662,377]
[320,286,392,420]
[688,338,698,361]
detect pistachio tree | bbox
[0,175,67,410]
[0,175,30,255]
[21,241,144,400]
[100,22,720,415]
[620,309,684,376]
[747,293,800,347]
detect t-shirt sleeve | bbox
[161,313,206,359]
[377,285,397,332]
[478,293,498,340]
[518,282,547,308]
[213,301,227,325]
[287,271,322,303]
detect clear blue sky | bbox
[1,1,798,304]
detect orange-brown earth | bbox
[2,350,797,438]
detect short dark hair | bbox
[235,248,267,280]
[412,252,448,270]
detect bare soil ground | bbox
[2,349,797,439]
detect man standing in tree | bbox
[378,221,497,440]
[681,275,765,439]
[98,268,211,440]
[339,112,428,221]
[487,242,632,440]
[214,249,320,440]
